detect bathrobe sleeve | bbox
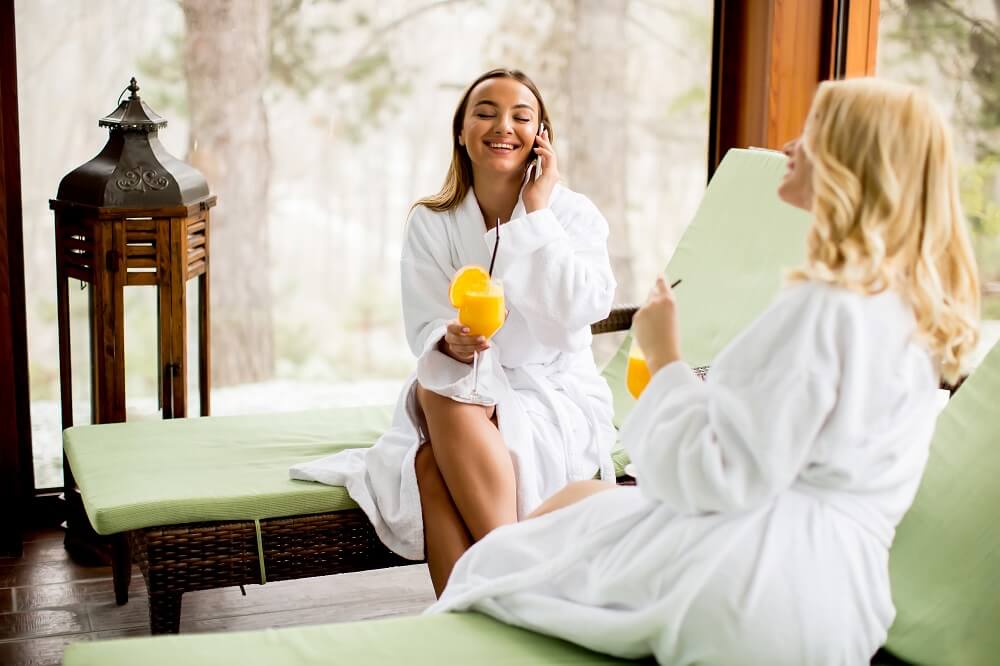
[621,285,848,514]
[399,206,459,358]
[488,191,616,351]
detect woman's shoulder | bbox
[549,184,601,217]
[404,203,452,239]
[778,281,910,321]
[772,281,917,356]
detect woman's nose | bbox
[493,116,513,134]
[782,139,796,157]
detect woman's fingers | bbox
[443,321,489,358]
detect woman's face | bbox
[459,77,541,178]
[777,137,814,211]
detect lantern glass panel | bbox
[123,286,161,420]
[187,278,202,411]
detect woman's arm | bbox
[400,208,459,358]
[490,192,616,351]
[622,286,842,514]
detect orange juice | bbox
[626,342,651,399]
[459,282,505,338]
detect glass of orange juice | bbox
[626,340,651,399]
[451,271,505,406]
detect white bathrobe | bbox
[290,184,618,560]
[429,282,947,666]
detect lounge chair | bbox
[62,148,810,634]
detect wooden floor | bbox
[0,528,436,666]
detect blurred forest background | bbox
[14,0,999,488]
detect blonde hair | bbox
[788,78,980,384]
[415,68,554,212]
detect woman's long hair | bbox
[414,68,553,212]
[788,78,980,383]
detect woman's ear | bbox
[458,133,465,147]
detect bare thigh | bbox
[528,479,617,519]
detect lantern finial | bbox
[128,77,140,99]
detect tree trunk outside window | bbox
[181,0,275,386]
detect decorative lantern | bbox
[50,77,215,428]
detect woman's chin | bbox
[473,157,528,179]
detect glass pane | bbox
[18,0,714,443]
[878,0,1000,365]
[123,283,161,421]
[187,276,201,414]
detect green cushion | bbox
[884,341,1000,666]
[62,611,644,666]
[65,403,632,535]
[64,406,393,535]
[600,148,810,426]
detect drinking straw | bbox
[488,217,501,277]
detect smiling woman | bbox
[416,68,555,220]
[290,68,620,597]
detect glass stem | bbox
[471,349,481,396]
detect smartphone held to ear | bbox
[525,123,544,182]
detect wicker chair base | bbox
[127,509,411,634]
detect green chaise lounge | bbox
[62,148,811,634]
[62,337,1000,665]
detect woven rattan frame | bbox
[111,306,706,633]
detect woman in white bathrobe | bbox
[429,79,982,664]
[290,69,617,595]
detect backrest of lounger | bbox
[602,148,810,426]
[884,341,1000,665]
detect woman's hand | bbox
[438,320,490,363]
[633,275,682,376]
[523,127,559,213]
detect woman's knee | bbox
[415,382,495,423]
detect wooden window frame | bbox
[709,0,880,177]
[1,0,31,556]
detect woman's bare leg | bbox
[416,385,517,540]
[414,443,472,597]
[527,480,617,519]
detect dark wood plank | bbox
[180,596,431,634]
[0,633,92,666]
[15,537,74,564]
[0,608,90,640]
[85,593,150,632]
[92,626,151,639]
[13,582,87,611]
[0,561,112,588]
[0,587,13,612]
[179,565,433,621]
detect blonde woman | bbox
[429,78,981,665]
[291,69,617,596]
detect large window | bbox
[16,0,714,489]
[878,0,1000,362]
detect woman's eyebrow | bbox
[471,100,536,113]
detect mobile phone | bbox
[532,122,545,181]
[526,123,545,182]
